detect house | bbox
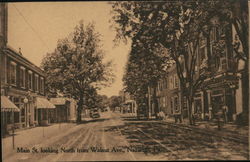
[49,97,77,123]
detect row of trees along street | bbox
[110,0,248,125]
[41,21,114,123]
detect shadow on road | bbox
[104,120,170,155]
[77,118,109,124]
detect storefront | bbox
[36,97,55,126]
[1,96,20,136]
[202,74,238,121]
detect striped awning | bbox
[1,96,20,112]
[36,97,55,109]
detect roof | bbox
[1,96,20,112]
[36,97,55,109]
[3,46,45,76]
[49,98,68,105]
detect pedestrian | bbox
[222,104,228,123]
[216,108,224,130]
[208,106,213,120]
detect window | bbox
[174,74,179,88]
[10,61,17,85]
[170,76,173,89]
[170,97,174,114]
[20,66,25,88]
[40,77,44,94]
[165,78,168,89]
[28,71,33,90]
[199,46,206,66]
[163,97,165,107]
[34,74,39,92]
[174,96,179,111]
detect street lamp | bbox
[23,97,29,128]
[23,97,28,104]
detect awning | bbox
[36,97,55,109]
[50,98,68,105]
[1,96,20,112]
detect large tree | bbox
[41,21,114,123]
[123,36,171,118]
[110,1,244,124]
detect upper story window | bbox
[34,74,39,92]
[28,70,33,90]
[211,26,220,42]
[10,61,17,85]
[20,66,26,88]
[40,77,44,94]
[165,78,168,89]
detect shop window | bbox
[170,76,173,89]
[20,66,26,88]
[21,108,25,122]
[163,97,165,107]
[10,61,17,85]
[174,97,179,111]
[170,98,174,114]
[174,74,179,88]
[165,78,168,89]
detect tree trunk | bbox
[152,86,159,118]
[187,96,194,125]
[76,94,84,124]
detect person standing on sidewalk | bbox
[222,104,228,123]
[216,108,224,130]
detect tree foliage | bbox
[41,21,114,123]
[110,0,248,124]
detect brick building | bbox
[154,15,246,123]
[1,3,55,134]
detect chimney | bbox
[19,48,22,55]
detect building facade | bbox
[154,15,246,123]
[1,3,55,132]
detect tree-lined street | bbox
[2,111,248,161]
[1,1,249,161]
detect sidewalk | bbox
[2,122,76,159]
[163,117,249,142]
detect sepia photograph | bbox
[0,0,249,161]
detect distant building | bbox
[119,90,137,114]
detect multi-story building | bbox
[156,64,187,118]
[119,90,137,114]
[154,15,245,123]
[1,3,55,133]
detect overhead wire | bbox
[11,3,50,52]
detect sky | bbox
[8,2,131,97]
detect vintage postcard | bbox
[1,1,249,161]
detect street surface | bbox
[2,111,249,161]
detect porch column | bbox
[24,104,27,127]
[201,91,204,120]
